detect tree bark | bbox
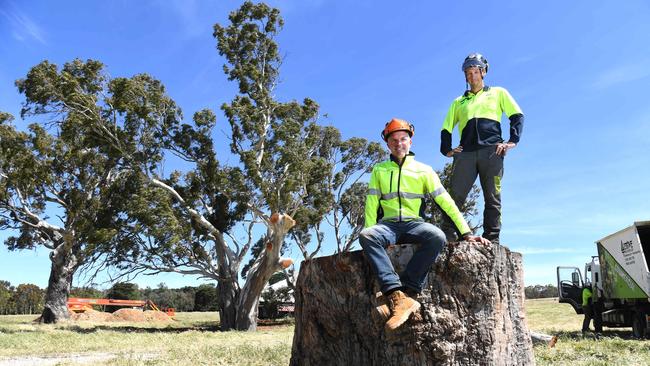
[290,242,534,366]
[234,213,295,331]
[40,243,77,324]
[217,277,239,331]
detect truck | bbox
[556,221,650,338]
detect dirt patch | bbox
[71,309,115,322]
[70,308,171,322]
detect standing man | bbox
[440,53,524,244]
[360,118,490,332]
[582,282,603,338]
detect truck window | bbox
[571,272,580,286]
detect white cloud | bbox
[511,54,537,65]
[512,246,578,255]
[592,62,650,89]
[0,3,46,44]
[167,0,205,39]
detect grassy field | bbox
[527,298,649,366]
[0,300,648,365]
[0,312,293,365]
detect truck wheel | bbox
[632,312,647,339]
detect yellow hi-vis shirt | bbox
[582,287,592,307]
[364,154,471,236]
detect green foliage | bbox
[214,1,282,98]
[12,284,44,315]
[214,2,384,262]
[1,59,187,312]
[106,282,141,300]
[193,284,219,312]
[0,281,44,315]
[260,283,293,320]
[69,286,104,299]
[0,280,15,315]
[525,284,558,299]
[424,162,481,230]
[147,284,195,311]
[0,112,13,124]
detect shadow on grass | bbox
[0,327,42,334]
[548,329,638,340]
[59,318,293,334]
[60,323,220,334]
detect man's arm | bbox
[427,169,490,244]
[426,169,470,235]
[440,101,457,156]
[496,88,524,156]
[503,87,524,144]
[364,168,380,228]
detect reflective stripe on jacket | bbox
[364,153,471,236]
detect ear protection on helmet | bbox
[381,118,415,141]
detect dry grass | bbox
[0,301,648,365]
[526,298,650,366]
[0,312,293,365]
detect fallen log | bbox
[290,242,534,366]
[530,331,558,348]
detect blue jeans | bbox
[358,220,447,294]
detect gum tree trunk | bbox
[40,242,77,324]
[234,213,295,331]
[217,276,239,331]
[290,242,534,366]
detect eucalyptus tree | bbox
[213,1,388,329]
[13,284,44,315]
[289,133,384,258]
[0,59,182,323]
[125,1,379,331]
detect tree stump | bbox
[289,242,534,366]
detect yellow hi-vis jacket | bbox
[364,153,471,236]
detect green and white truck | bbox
[557,221,650,338]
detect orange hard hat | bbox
[381,118,415,141]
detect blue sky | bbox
[1,0,649,290]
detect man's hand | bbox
[445,145,463,157]
[496,142,516,156]
[463,235,491,246]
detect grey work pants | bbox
[444,145,503,242]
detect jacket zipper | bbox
[472,94,480,144]
[397,160,404,221]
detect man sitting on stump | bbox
[359,118,490,332]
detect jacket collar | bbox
[389,152,415,166]
[463,85,490,98]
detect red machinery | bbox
[67,297,176,316]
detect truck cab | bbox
[557,257,602,313]
[557,266,584,314]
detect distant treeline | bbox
[0,280,219,315]
[524,284,558,299]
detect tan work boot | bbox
[385,290,421,332]
[372,293,390,322]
